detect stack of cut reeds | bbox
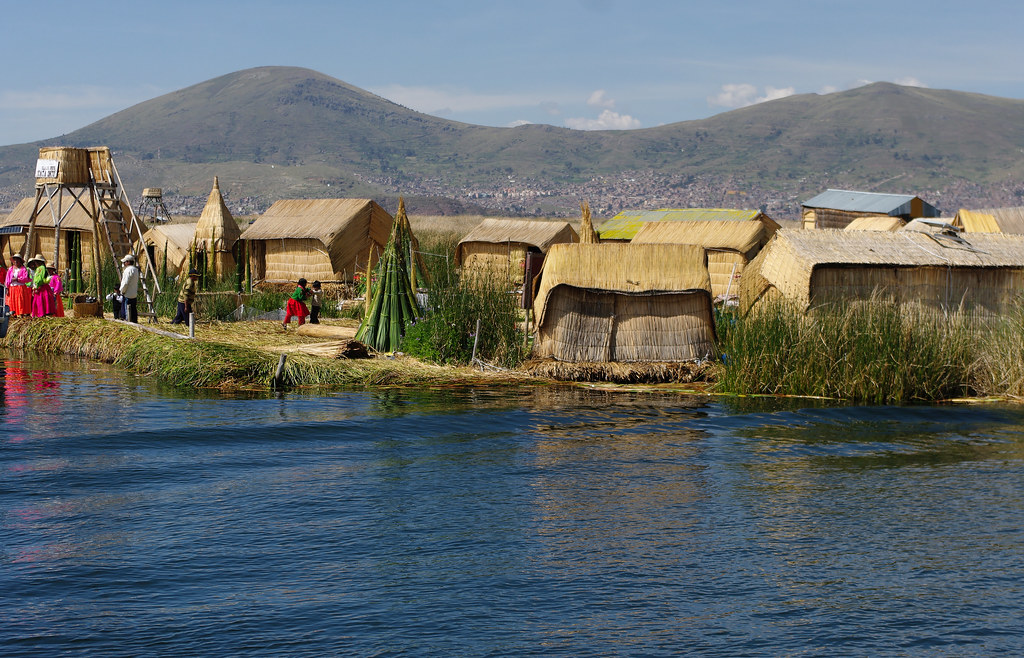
[355,197,420,352]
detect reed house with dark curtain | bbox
[532,243,716,363]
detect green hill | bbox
[0,66,1022,219]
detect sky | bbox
[1,0,1022,146]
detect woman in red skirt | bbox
[4,254,32,316]
[282,278,310,328]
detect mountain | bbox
[1,66,1022,220]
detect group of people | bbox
[4,252,319,328]
[2,253,65,318]
[282,278,323,328]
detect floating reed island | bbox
[0,317,542,391]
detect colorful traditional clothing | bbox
[283,282,309,327]
[49,271,65,318]
[5,262,32,316]
[30,265,55,318]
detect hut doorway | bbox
[65,230,84,294]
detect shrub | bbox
[399,238,527,368]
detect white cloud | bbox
[707,83,758,108]
[565,109,642,130]
[759,86,795,102]
[707,83,796,109]
[894,76,928,88]
[587,89,616,109]
[508,119,532,127]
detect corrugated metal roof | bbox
[597,208,778,241]
[801,189,939,217]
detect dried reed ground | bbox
[1,317,539,391]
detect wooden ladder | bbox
[91,160,161,322]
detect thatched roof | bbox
[534,243,710,325]
[194,177,239,251]
[955,207,1024,234]
[241,199,391,243]
[844,216,904,231]
[597,208,780,241]
[143,222,197,273]
[144,222,197,252]
[631,220,768,257]
[741,228,1024,311]
[455,218,578,264]
[802,189,940,217]
[0,191,132,233]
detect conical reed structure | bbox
[194,176,241,280]
[355,197,421,352]
[579,201,600,244]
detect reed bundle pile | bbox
[579,201,599,244]
[355,198,420,352]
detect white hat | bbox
[122,254,135,263]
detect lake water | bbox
[2,356,1024,656]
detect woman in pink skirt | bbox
[28,254,55,318]
[47,266,65,317]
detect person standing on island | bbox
[282,278,310,329]
[5,254,32,317]
[46,266,65,318]
[309,280,323,324]
[116,254,140,323]
[27,254,54,318]
[171,268,200,325]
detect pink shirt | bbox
[5,265,29,287]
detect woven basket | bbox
[72,295,103,318]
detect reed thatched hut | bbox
[740,228,1024,316]
[844,216,905,231]
[532,243,716,362]
[240,198,393,284]
[143,222,197,277]
[193,177,241,279]
[953,207,1024,234]
[801,189,940,230]
[596,208,780,242]
[631,220,771,302]
[0,191,132,275]
[454,218,578,284]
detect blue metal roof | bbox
[802,189,939,217]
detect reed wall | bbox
[535,286,716,362]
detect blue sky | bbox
[1,0,1021,146]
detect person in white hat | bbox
[116,254,140,322]
[4,253,32,316]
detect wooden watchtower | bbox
[24,146,161,319]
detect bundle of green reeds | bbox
[356,197,420,352]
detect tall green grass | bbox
[400,236,527,368]
[716,301,977,403]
